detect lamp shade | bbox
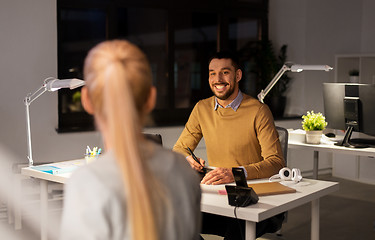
[290,65,333,72]
[46,78,85,91]
[257,63,333,103]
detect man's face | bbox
[208,58,241,101]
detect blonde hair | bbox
[84,40,165,240]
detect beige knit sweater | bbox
[173,94,285,179]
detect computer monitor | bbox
[323,83,375,148]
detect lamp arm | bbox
[23,77,84,166]
[257,64,290,103]
[25,85,47,105]
[24,84,48,166]
[25,99,33,166]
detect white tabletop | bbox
[21,159,85,184]
[22,159,339,240]
[200,179,339,222]
[22,159,339,224]
[288,140,375,157]
[287,129,375,157]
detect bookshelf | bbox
[335,54,375,84]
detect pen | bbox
[187,147,203,166]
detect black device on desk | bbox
[232,167,248,187]
[225,167,258,207]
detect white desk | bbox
[201,179,338,240]
[21,159,83,240]
[288,139,375,179]
[22,160,339,240]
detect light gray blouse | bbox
[59,143,201,240]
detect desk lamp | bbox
[257,63,333,103]
[24,77,85,166]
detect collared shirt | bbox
[214,90,243,111]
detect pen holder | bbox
[85,155,99,164]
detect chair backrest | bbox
[275,126,288,166]
[144,133,163,146]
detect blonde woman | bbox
[59,40,201,240]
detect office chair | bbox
[275,126,289,236]
[144,133,163,146]
[276,126,288,165]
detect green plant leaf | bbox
[301,111,328,131]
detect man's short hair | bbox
[208,51,241,70]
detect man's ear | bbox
[145,86,157,113]
[236,69,242,83]
[81,87,94,115]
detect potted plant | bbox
[302,111,328,144]
[349,69,359,83]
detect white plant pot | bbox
[349,76,359,83]
[305,130,323,144]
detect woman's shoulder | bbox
[151,145,191,170]
[151,145,200,183]
[67,152,122,194]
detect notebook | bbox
[247,182,296,196]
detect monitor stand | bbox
[335,126,369,148]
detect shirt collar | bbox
[214,91,243,111]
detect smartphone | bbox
[232,167,248,187]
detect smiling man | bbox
[209,57,239,102]
[173,51,285,239]
[173,51,284,185]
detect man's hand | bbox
[186,155,205,172]
[201,167,234,185]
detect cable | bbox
[230,188,258,240]
[234,200,245,240]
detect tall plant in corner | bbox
[256,41,291,97]
[251,40,292,117]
